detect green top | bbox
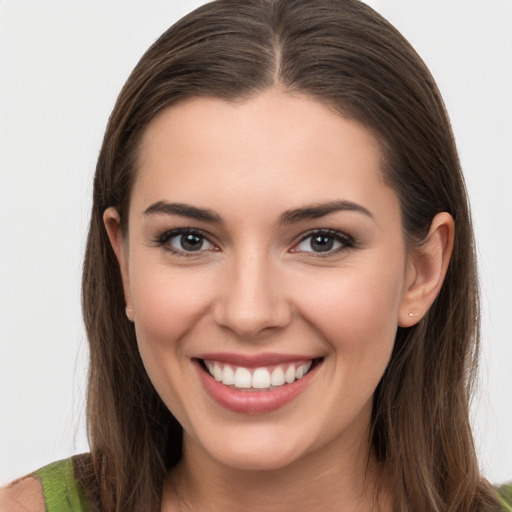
[33,458,90,512]
[33,457,512,511]
[499,483,512,511]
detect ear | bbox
[103,207,134,322]
[398,212,454,327]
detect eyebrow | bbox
[278,200,373,224]
[143,201,223,223]
[143,199,373,225]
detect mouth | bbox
[198,358,319,391]
[193,355,323,414]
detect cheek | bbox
[127,265,216,423]
[129,264,213,348]
[127,264,216,410]
[295,261,405,354]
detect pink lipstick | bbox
[193,353,321,414]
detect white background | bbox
[1,0,511,485]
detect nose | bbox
[213,250,292,339]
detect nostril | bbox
[213,299,292,338]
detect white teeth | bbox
[252,368,271,389]
[296,360,312,379]
[271,366,285,386]
[222,365,235,385]
[213,363,223,382]
[205,360,315,389]
[284,364,296,384]
[234,367,252,388]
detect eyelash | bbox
[152,228,355,257]
[292,229,355,256]
[153,228,217,257]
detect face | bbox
[109,89,417,472]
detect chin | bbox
[213,446,305,472]
[189,424,316,472]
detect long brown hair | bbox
[81,0,499,510]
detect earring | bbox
[125,306,134,320]
[408,312,420,317]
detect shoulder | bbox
[0,458,91,512]
[0,477,45,512]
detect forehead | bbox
[133,89,396,221]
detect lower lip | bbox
[194,359,321,414]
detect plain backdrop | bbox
[1,0,511,485]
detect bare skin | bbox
[161,429,389,512]
[0,478,45,512]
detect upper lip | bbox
[196,352,319,368]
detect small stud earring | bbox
[408,312,420,317]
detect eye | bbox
[155,228,216,255]
[292,230,354,254]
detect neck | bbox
[163,428,390,512]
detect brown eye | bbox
[310,235,335,252]
[156,229,216,254]
[293,230,354,254]
[179,233,205,251]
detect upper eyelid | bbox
[299,228,351,238]
[154,227,217,249]
[294,228,354,244]
[157,227,212,240]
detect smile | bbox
[203,360,314,391]
[194,355,322,414]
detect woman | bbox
[1,0,510,510]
